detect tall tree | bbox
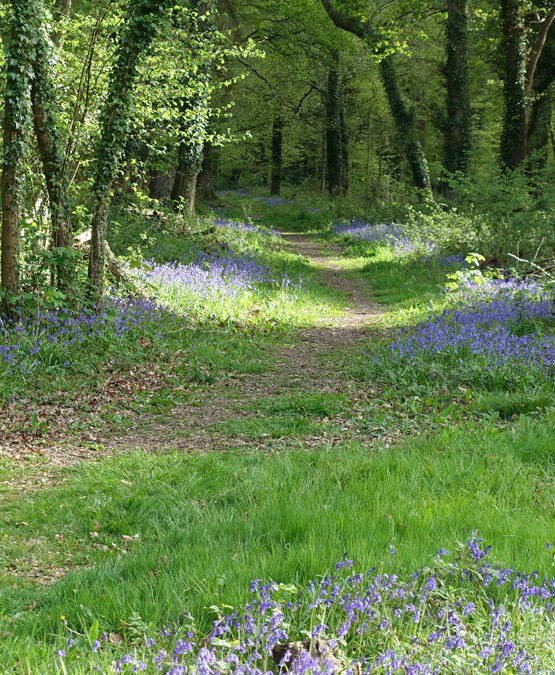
[319,0,432,194]
[444,0,471,182]
[1,0,35,312]
[270,112,284,195]
[31,6,73,289]
[88,0,172,298]
[171,0,215,218]
[325,54,345,196]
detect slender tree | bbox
[270,113,284,195]
[31,7,73,289]
[1,1,35,313]
[171,0,215,219]
[325,57,344,196]
[444,0,472,182]
[88,0,173,298]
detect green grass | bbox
[214,413,331,438]
[2,197,554,671]
[0,414,553,670]
[250,391,349,417]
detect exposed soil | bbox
[0,233,387,487]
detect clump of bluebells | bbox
[52,538,554,674]
[137,251,303,305]
[0,294,168,385]
[138,254,276,300]
[214,218,280,238]
[332,220,434,256]
[363,263,554,388]
[386,276,554,373]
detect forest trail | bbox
[106,231,386,454]
[1,232,388,488]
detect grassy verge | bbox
[0,413,553,670]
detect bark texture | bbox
[197,142,218,201]
[500,0,528,169]
[1,8,33,312]
[444,0,471,177]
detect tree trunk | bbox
[379,57,431,193]
[500,0,528,169]
[149,170,175,200]
[270,114,283,195]
[326,65,343,196]
[444,0,471,182]
[171,163,199,220]
[88,0,171,299]
[87,193,109,296]
[170,0,214,217]
[197,142,218,201]
[31,19,72,289]
[1,5,34,313]
[340,87,349,195]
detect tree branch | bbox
[319,0,372,40]
[526,4,555,95]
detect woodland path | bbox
[1,233,388,491]
[107,232,386,454]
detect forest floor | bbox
[0,231,386,476]
[0,199,552,672]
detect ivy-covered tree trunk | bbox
[31,14,72,289]
[88,0,171,299]
[379,57,431,193]
[444,0,471,181]
[270,114,283,196]
[170,0,214,218]
[326,64,343,196]
[500,0,528,170]
[319,0,431,195]
[1,2,34,313]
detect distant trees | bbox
[1,0,555,312]
[319,0,432,195]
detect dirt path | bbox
[1,233,386,484]
[107,232,385,453]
